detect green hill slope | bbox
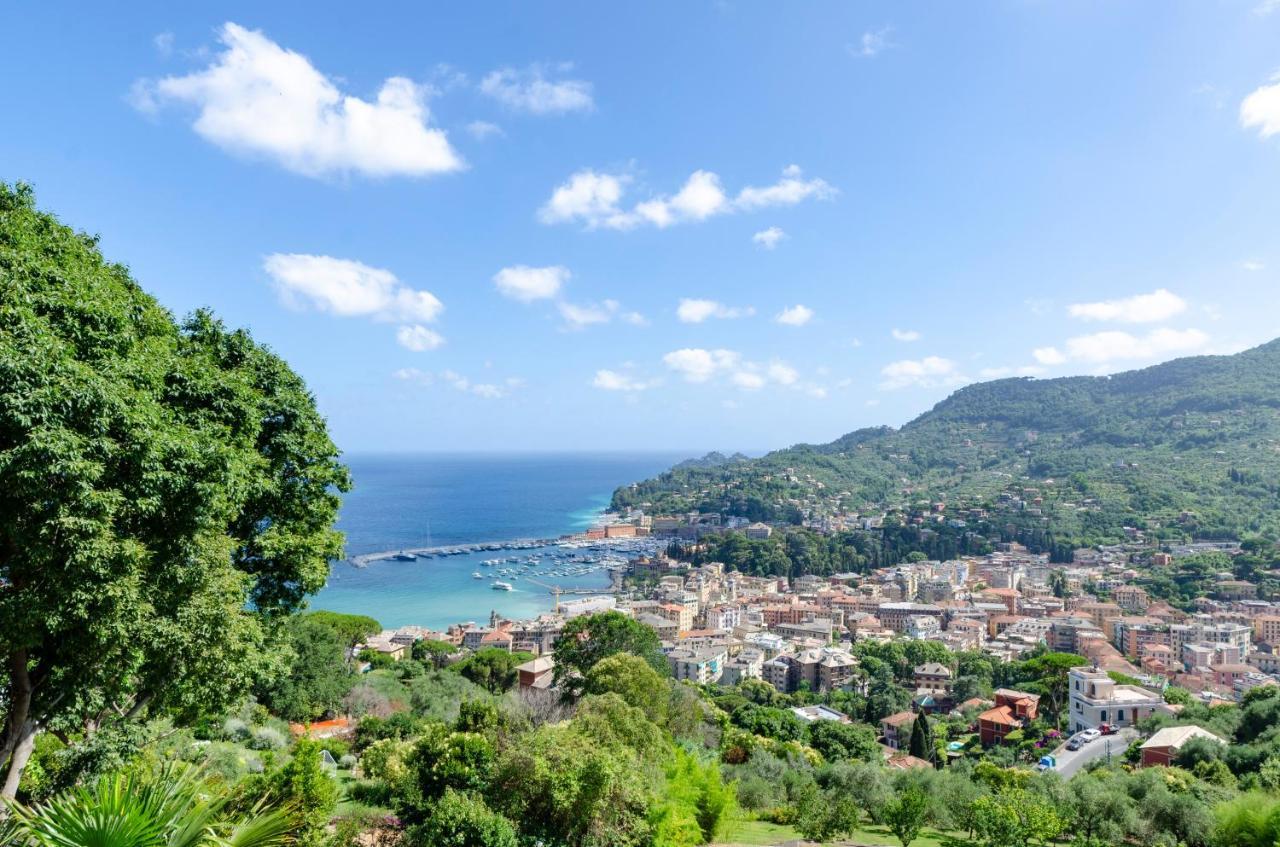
[612,340,1280,544]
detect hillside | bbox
[612,340,1280,544]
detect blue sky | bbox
[3,2,1280,454]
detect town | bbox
[354,507,1279,780]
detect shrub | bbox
[249,726,287,751]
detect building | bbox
[515,656,555,690]
[667,647,726,684]
[881,710,917,749]
[978,689,1040,745]
[913,662,954,699]
[1139,725,1226,767]
[745,522,774,540]
[1068,666,1165,732]
[792,705,850,723]
[877,602,944,633]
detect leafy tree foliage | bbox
[448,648,534,694]
[256,616,354,722]
[0,184,348,796]
[553,611,668,694]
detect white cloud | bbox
[1056,328,1210,365]
[880,356,965,390]
[806,385,829,399]
[1242,72,1280,138]
[539,165,835,230]
[394,368,518,399]
[1257,0,1280,14]
[479,64,594,114]
[663,348,740,383]
[752,226,786,249]
[465,120,503,140]
[775,304,814,326]
[848,26,893,58]
[1067,288,1187,324]
[136,23,462,179]
[558,300,612,329]
[493,265,568,302]
[264,254,443,325]
[767,362,799,385]
[891,328,920,342]
[731,371,767,390]
[153,32,175,57]
[676,298,754,323]
[978,365,1046,379]
[593,369,659,392]
[396,325,445,352]
[1033,347,1068,365]
[1241,259,1265,272]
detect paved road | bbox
[1049,728,1137,778]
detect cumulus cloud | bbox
[593,369,659,392]
[539,165,835,230]
[676,298,754,323]
[880,356,966,390]
[891,328,920,342]
[479,64,594,114]
[663,348,740,383]
[1045,328,1210,365]
[493,265,568,302]
[264,254,444,332]
[1033,346,1068,365]
[1067,288,1187,324]
[752,226,786,249]
[465,120,503,140]
[848,26,894,58]
[661,349,813,394]
[558,299,646,330]
[134,23,462,179]
[1241,260,1265,272]
[978,365,1046,379]
[775,304,814,326]
[1242,72,1280,138]
[396,367,520,399]
[396,325,445,351]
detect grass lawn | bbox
[715,818,966,847]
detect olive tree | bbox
[0,184,349,795]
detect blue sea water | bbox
[310,452,685,629]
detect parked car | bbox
[1079,728,1102,744]
[1035,755,1057,772]
[1066,734,1085,751]
[1098,723,1117,735]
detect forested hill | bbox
[612,339,1280,544]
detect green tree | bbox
[256,616,354,722]
[303,611,381,648]
[4,762,293,847]
[907,713,936,765]
[449,648,534,694]
[409,789,518,847]
[0,185,349,796]
[881,784,930,847]
[266,739,339,847]
[583,653,671,726]
[806,720,879,763]
[553,611,667,694]
[411,639,456,668]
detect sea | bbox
[309,452,687,630]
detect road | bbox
[1049,728,1138,778]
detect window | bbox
[1118,710,1125,721]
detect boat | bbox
[392,553,416,561]
[491,581,514,591]
[472,572,483,579]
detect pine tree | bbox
[908,713,935,764]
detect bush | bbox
[248,726,287,751]
[339,754,358,770]
[409,789,518,847]
[221,718,251,742]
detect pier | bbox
[346,537,563,568]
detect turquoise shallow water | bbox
[309,452,684,629]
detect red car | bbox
[1097,723,1118,735]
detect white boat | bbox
[491,581,514,591]
[472,572,483,579]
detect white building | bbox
[1068,666,1165,732]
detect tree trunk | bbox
[0,649,35,800]
[0,720,36,799]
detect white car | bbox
[1078,728,1102,744]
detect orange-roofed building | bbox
[978,689,1040,745]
